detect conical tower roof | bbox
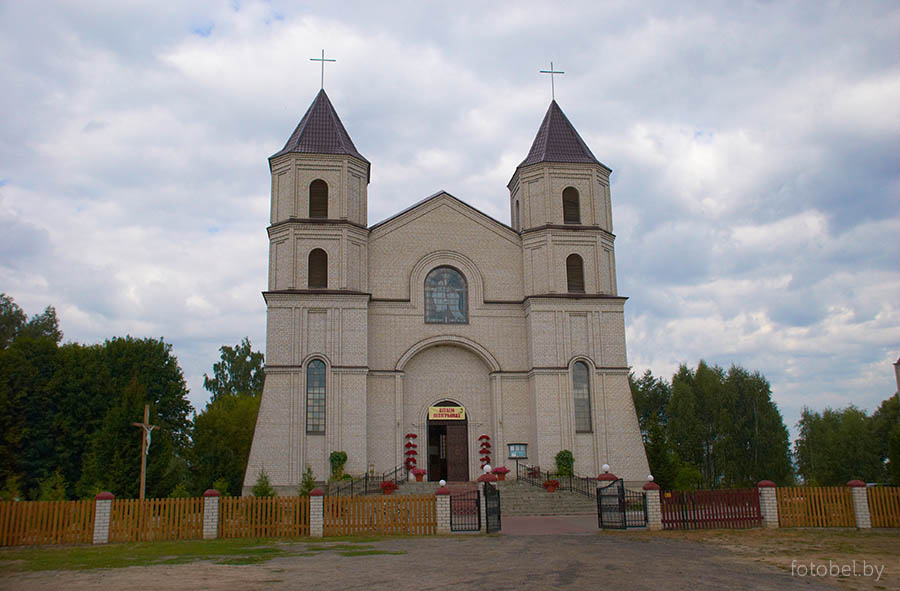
[518,100,600,168]
[271,89,369,163]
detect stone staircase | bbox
[394,479,597,516]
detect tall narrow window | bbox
[515,200,521,231]
[308,248,327,289]
[573,361,592,432]
[309,179,328,218]
[563,187,580,224]
[425,266,468,324]
[306,359,326,434]
[566,254,585,293]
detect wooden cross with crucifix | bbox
[310,49,336,90]
[540,61,565,101]
[131,404,157,500]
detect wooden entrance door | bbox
[445,423,469,481]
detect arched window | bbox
[566,254,585,293]
[573,361,592,432]
[308,249,327,289]
[424,266,468,324]
[306,359,326,434]
[563,187,580,224]
[309,179,328,218]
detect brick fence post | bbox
[92,492,114,545]
[642,482,662,530]
[847,480,871,529]
[202,489,220,540]
[757,480,779,528]
[309,488,324,537]
[435,484,451,534]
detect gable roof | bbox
[271,89,369,164]
[518,100,602,168]
[369,190,516,237]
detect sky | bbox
[1,1,898,440]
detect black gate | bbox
[483,482,501,533]
[597,479,626,529]
[598,479,648,529]
[450,489,480,532]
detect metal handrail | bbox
[515,459,597,498]
[330,463,410,497]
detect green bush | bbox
[298,466,316,497]
[329,451,348,480]
[555,450,574,477]
[211,477,230,496]
[37,470,67,501]
[251,468,276,497]
[168,483,191,498]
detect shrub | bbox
[211,477,230,496]
[251,467,276,497]
[37,470,67,501]
[168,483,191,498]
[298,466,316,497]
[329,451,348,481]
[555,450,574,476]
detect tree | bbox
[190,393,260,496]
[0,293,62,348]
[203,337,265,401]
[298,466,316,497]
[190,337,264,495]
[794,405,883,485]
[251,468,276,497]
[872,393,899,483]
[630,370,680,489]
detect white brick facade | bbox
[244,93,649,494]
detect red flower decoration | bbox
[480,456,491,462]
[405,442,418,448]
[478,435,491,440]
[405,433,417,439]
[405,449,418,456]
[479,441,491,448]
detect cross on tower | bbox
[540,61,565,101]
[310,49,336,90]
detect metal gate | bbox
[597,479,648,529]
[484,482,501,533]
[597,479,626,529]
[450,489,480,532]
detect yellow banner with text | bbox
[427,406,466,420]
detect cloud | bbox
[1,0,898,436]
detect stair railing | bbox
[515,459,596,498]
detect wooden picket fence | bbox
[867,487,900,528]
[324,494,436,536]
[219,496,310,538]
[0,500,94,546]
[776,486,855,527]
[660,488,762,530]
[109,497,204,543]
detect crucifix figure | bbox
[310,49,336,90]
[131,404,157,501]
[540,61,565,101]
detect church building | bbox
[244,88,650,493]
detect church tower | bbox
[511,101,648,478]
[244,90,371,493]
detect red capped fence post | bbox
[757,480,778,529]
[310,488,325,537]
[847,480,871,529]
[643,480,662,530]
[202,489,220,540]
[92,492,114,545]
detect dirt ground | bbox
[7,528,895,591]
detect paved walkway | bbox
[501,514,599,535]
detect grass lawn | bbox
[0,536,405,573]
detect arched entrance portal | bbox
[426,401,469,482]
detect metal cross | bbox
[310,49,336,90]
[540,61,565,101]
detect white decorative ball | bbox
[602,463,610,473]
[483,464,492,473]
[648,475,654,482]
[439,479,446,487]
